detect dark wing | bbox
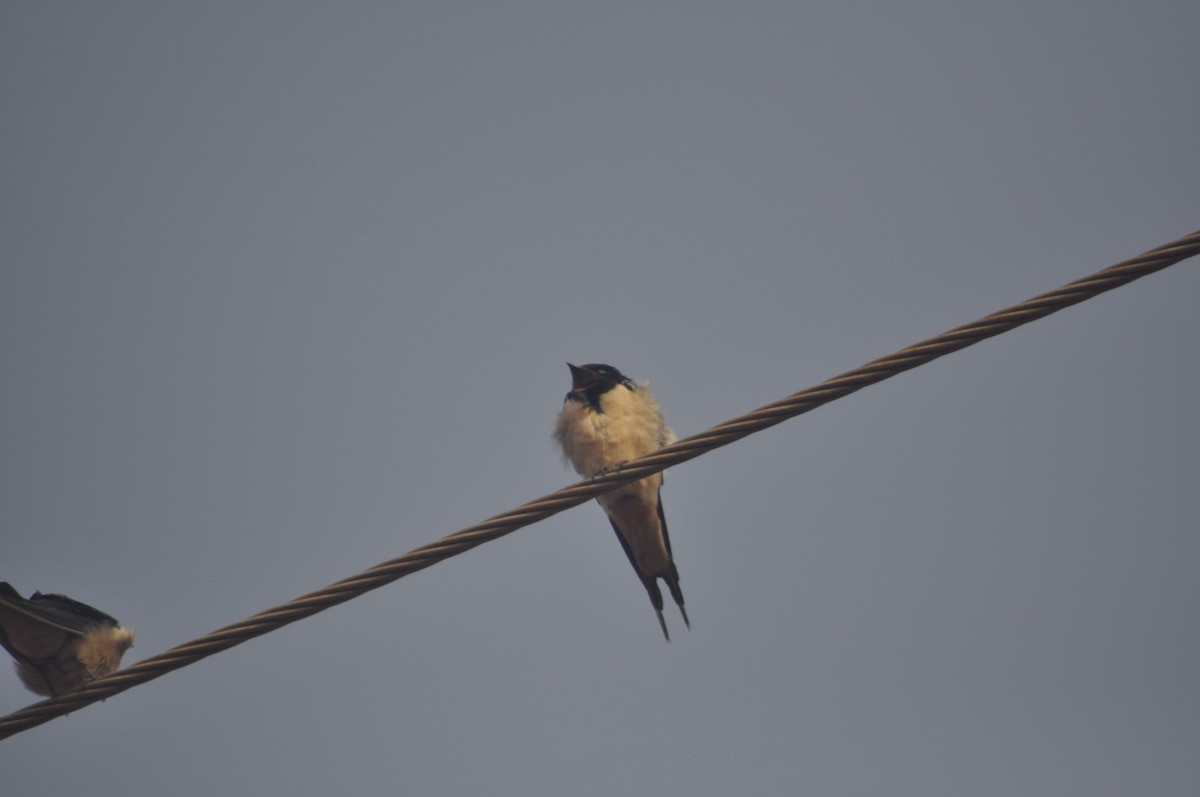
[654,495,688,623]
[656,489,674,559]
[0,584,88,665]
[24,592,120,632]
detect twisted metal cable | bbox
[3,228,1198,740]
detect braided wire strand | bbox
[2,228,1198,739]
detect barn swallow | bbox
[0,582,135,697]
[554,363,689,640]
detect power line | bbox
[2,228,1198,740]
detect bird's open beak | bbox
[567,363,597,390]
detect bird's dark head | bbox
[566,363,633,411]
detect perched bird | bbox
[554,363,689,640]
[0,582,135,697]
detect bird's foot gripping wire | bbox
[591,461,629,480]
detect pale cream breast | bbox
[76,626,135,680]
[554,382,672,478]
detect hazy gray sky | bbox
[3,3,1198,795]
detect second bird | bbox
[0,582,135,697]
[554,363,689,640]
